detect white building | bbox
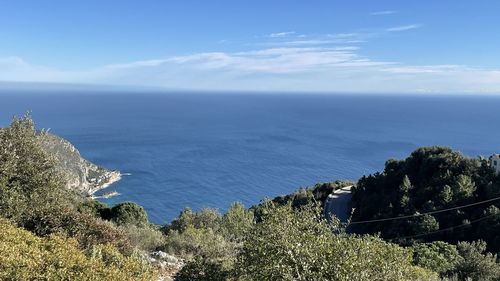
[490,154,500,174]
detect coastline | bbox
[87,170,122,196]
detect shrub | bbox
[220,202,254,241]
[451,241,500,281]
[65,211,134,254]
[166,207,222,234]
[163,226,234,260]
[79,199,112,219]
[110,201,149,227]
[0,114,76,232]
[0,218,158,281]
[412,241,461,275]
[120,223,166,252]
[235,203,438,281]
[175,256,230,281]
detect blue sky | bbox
[1,0,500,93]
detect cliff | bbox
[39,133,121,195]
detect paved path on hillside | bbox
[324,186,353,223]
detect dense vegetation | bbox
[352,146,500,253]
[0,115,162,279]
[1,115,500,280]
[0,218,156,280]
[170,202,438,281]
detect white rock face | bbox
[39,133,121,195]
[148,251,184,281]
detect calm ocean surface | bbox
[1,92,499,224]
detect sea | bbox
[1,91,499,224]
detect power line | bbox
[388,213,497,241]
[349,195,500,225]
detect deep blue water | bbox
[1,91,499,224]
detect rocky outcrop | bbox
[39,133,121,195]
[147,251,184,281]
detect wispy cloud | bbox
[162,47,390,74]
[370,10,397,16]
[260,32,367,47]
[386,24,422,32]
[268,31,296,38]
[2,25,500,94]
[2,50,500,93]
[280,40,364,46]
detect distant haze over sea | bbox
[1,91,499,223]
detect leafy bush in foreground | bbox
[0,114,75,232]
[0,114,167,261]
[235,203,437,281]
[175,202,437,281]
[0,218,158,281]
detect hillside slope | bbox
[39,133,121,195]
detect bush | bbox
[0,218,158,281]
[166,207,222,234]
[163,225,234,260]
[120,223,166,252]
[412,241,461,275]
[65,211,134,254]
[451,241,500,281]
[79,199,112,219]
[110,201,149,227]
[0,114,76,233]
[220,202,254,241]
[175,256,230,281]
[234,203,438,281]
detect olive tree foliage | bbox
[0,115,153,254]
[450,241,500,281]
[168,203,255,280]
[0,218,158,281]
[234,202,437,281]
[411,241,461,275]
[0,114,75,232]
[412,240,500,281]
[221,202,255,241]
[163,203,254,262]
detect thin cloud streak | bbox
[370,10,398,16]
[268,31,296,38]
[386,24,423,32]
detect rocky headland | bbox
[39,133,121,195]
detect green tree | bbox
[453,174,476,201]
[351,146,500,250]
[439,185,453,205]
[412,214,439,235]
[110,202,149,227]
[412,241,460,275]
[220,202,254,241]
[235,203,437,281]
[162,208,235,260]
[167,208,222,234]
[451,241,500,281]
[0,114,73,227]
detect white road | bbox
[324,185,353,223]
